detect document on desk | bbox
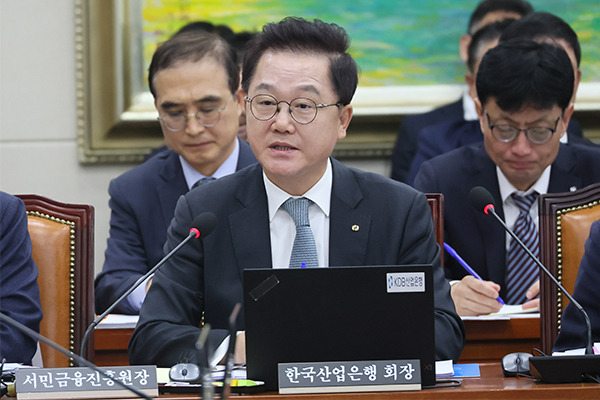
[552,343,600,356]
[461,305,539,320]
[96,313,139,329]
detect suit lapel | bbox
[329,160,371,266]
[229,165,272,272]
[470,146,507,287]
[235,138,258,171]
[157,151,188,229]
[548,144,581,192]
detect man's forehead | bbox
[483,99,561,121]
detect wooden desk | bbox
[460,316,541,362]
[95,363,599,399]
[94,317,541,366]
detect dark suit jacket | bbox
[391,99,463,183]
[414,143,600,300]
[128,159,465,367]
[94,139,257,314]
[0,191,43,364]
[407,118,590,186]
[554,220,600,351]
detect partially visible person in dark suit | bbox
[408,11,592,186]
[94,31,257,315]
[500,12,582,111]
[415,41,600,317]
[145,23,257,160]
[129,17,464,369]
[554,220,600,352]
[406,19,515,185]
[0,191,43,364]
[390,0,534,183]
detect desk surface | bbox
[94,316,542,366]
[96,363,598,400]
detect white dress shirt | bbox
[264,159,332,268]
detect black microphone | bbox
[469,186,600,382]
[469,186,594,355]
[80,212,218,356]
[0,312,153,400]
[221,303,242,400]
[195,323,214,400]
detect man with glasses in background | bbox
[94,31,257,315]
[129,17,464,368]
[415,40,600,317]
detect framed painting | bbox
[75,0,600,164]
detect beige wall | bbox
[0,0,389,276]
[1,0,135,275]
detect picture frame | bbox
[75,0,600,164]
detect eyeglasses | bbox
[486,112,561,145]
[245,94,341,125]
[158,104,227,132]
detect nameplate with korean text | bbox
[278,359,421,394]
[15,365,158,399]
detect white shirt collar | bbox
[179,139,240,190]
[264,159,332,222]
[462,90,478,121]
[497,164,551,203]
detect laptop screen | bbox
[243,265,435,390]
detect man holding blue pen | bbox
[415,39,600,316]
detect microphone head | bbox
[190,212,217,238]
[469,186,496,215]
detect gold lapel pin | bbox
[351,224,359,232]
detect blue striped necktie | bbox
[281,197,318,268]
[192,176,216,190]
[506,192,539,304]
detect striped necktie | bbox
[281,197,318,268]
[192,176,216,190]
[506,192,539,304]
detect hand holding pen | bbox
[444,242,506,306]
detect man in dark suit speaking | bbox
[415,40,600,316]
[129,17,464,367]
[94,32,257,315]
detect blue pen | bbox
[443,242,505,305]
[301,262,306,269]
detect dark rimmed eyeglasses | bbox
[245,94,341,125]
[486,112,561,145]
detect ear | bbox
[235,88,245,117]
[337,105,353,140]
[459,34,471,64]
[573,69,582,101]
[474,97,484,117]
[473,97,487,133]
[561,103,575,138]
[465,72,476,100]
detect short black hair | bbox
[476,40,574,112]
[172,21,235,42]
[241,17,358,106]
[467,19,516,72]
[468,0,534,34]
[499,12,581,67]
[229,31,256,63]
[148,31,239,98]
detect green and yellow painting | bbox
[142,0,600,86]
